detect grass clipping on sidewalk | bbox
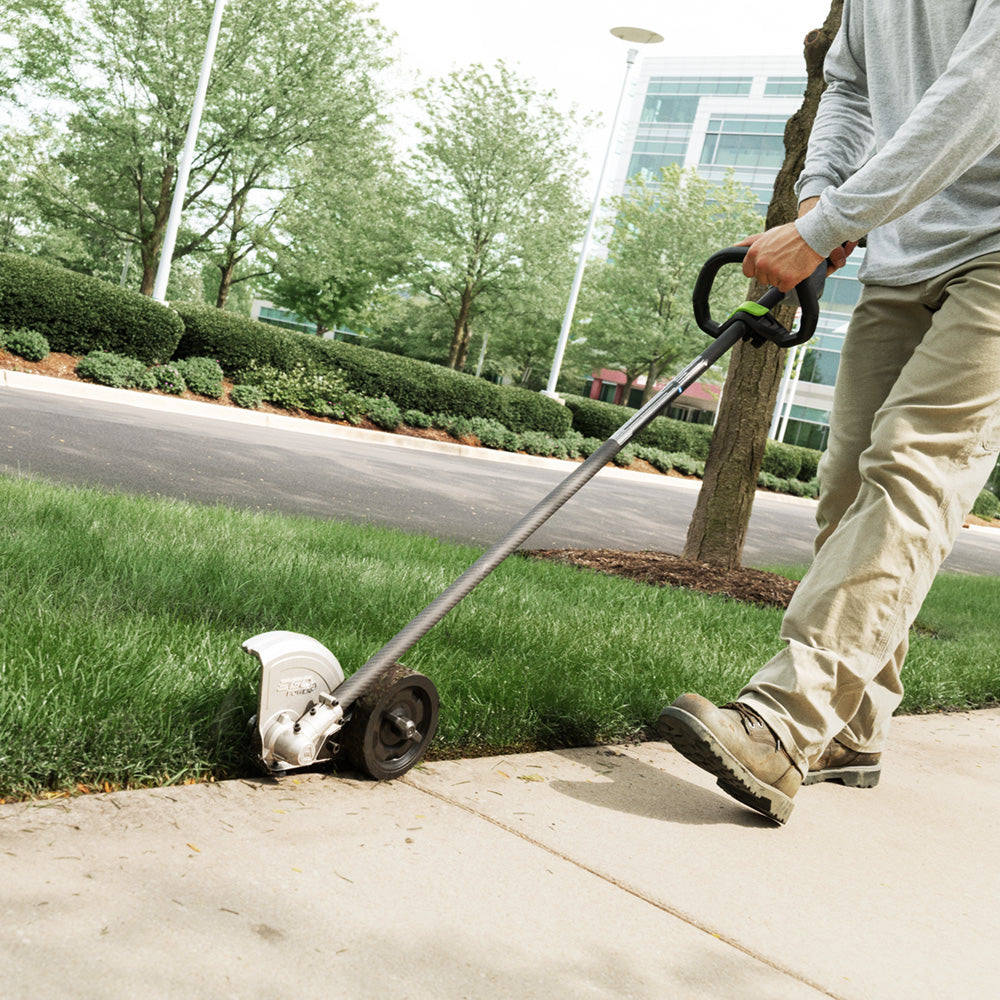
[1,473,997,800]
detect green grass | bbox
[1,473,997,799]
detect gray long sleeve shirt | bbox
[795,0,1000,285]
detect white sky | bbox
[372,0,834,182]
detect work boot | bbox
[804,739,882,788]
[657,693,801,825]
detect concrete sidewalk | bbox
[3,709,998,1000]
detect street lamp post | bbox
[151,0,228,302]
[542,25,663,401]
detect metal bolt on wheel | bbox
[341,662,439,780]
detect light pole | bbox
[151,0,228,302]
[542,25,663,401]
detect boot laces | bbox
[723,701,781,751]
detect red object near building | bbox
[585,369,720,422]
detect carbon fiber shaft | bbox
[330,320,745,710]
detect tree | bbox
[265,147,416,332]
[0,127,44,254]
[8,0,392,295]
[582,165,763,403]
[683,2,844,570]
[410,61,588,371]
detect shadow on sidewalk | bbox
[549,746,775,828]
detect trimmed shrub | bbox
[296,335,572,435]
[517,430,568,460]
[148,363,186,395]
[3,327,50,361]
[559,430,587,459]
[496,384,572,437]
[0,253,182,363]
[238,362,348,416]
[635,445,673,473]
[576,437,605,458]
[468,417,519,452]
[613,444,638,468]
[443,415,475,440]
[230,384,264,409]
[75,351,148,389]
[792,445,822,481]
[362,395,402,431]
[757,471,791,493]
[173,306,570,436]
[326,390,366,425]
[972,488,999,520]
[173,302,310,374]
[666,452,704,477]
[174,356,224,398]
[762,439,803,481]
[561,394,714,459]
[403,409,433,429]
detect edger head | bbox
[244,631,439,779]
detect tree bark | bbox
[683,2,843,570]
[216,263,235,309]
[448,288,474,369]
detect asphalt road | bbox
[2,383,999,576]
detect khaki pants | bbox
[740,251,1000,775]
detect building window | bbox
[800,347,841,387]
[647,76,753,96]
[764,76,808,97]
[820,274,864,314]
[700,116,788,171]
[641,94,700,124]
[782,419,829,451]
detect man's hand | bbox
[737,197,857,292]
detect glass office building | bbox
[612,55,863,450]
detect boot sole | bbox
[803,765,881,788]
[657,706,794,825]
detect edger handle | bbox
[692,245,825,349]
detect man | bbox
[658,0,1000,824]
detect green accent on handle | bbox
[730,300,770,318]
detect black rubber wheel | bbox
[341,662,440,780]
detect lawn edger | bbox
[243,246,826,781]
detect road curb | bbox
[0,367,708,489]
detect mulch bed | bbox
[526,548,799,609]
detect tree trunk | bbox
[448,290,474,369]
[453,321,472,371]
[683,1,843,569]
[642,356,663,404]
[139,165,176,296]
[216,262,235,309]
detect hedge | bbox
[561,394,715,459]
[0,253,183,364]
[295,336,571,436]
[171,304,572,436]
[761,439,802,480]
[563,393,822,479]
[972,488,999,520]
[172,301,311,372]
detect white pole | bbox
[542,47,638,400]
[778,342,806,441]
[151,0,227,302]
[769,342,798,439]
[474,331,490,377]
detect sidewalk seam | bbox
[402,776,846,1000]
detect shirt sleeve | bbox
[794,5,874,207]
[796,0,1000,257]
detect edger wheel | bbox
[341,662,439,780]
